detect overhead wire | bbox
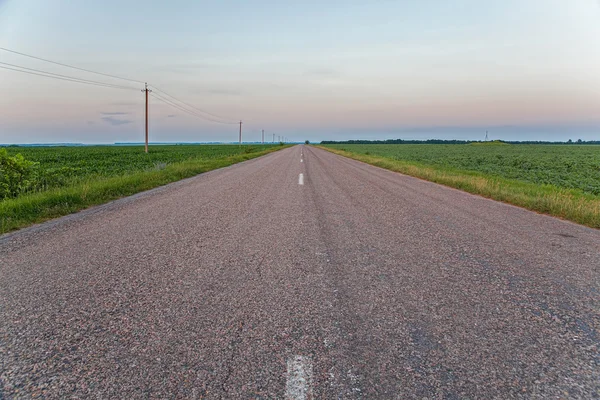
[0,47,243,127]
[150,91,236,124]
[150,92,238,125]
[0,47,145,84]
[0,64,140,91]
[150,92,222,123]
[149,85,238,124]
[0,61,140,91]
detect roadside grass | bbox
[317,146,600,229]
[0,146,286,234]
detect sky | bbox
[0,0,599,144]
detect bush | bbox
[0,148,39,199]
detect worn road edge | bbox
[316,145,600,229]
[0,147,291,243]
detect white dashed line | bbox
[299,173,304,185]
[285,355,313,400]
[301,158,303,163]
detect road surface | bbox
[1,145,599,399]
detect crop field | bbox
[0,144,282,233]
[323,144,600,196]
[3,144,276,195]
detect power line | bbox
[0,61,140,91]
[150,92,237,125]
[151,92,237,125]
[150,92,238,125]
[1,47,246,148]
[150,85,236,122]
[0,64,140,91]
[0,47,145,84]
[151,92,215,120]
[149,85,237,124]
[1,47,240,124]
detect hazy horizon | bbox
[1,0,599,144]
[2,124,600,145]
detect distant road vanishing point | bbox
[1,145,599,398]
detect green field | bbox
[324,144,600,195]
[3,144,276,194]
[319,143,600,228]
[0,144,283,233]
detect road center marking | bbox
[285,355,313,400]
[301,158,303,163]
[298,173,304,185]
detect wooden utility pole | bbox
[262,129,264,144]
[272,133,275,143]
[142,82,152,153]
[239,120,243,144]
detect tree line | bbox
[319,139,600,145]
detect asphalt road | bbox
[1,145,599,399]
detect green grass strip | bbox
[0,147,287,234]
[317,146,600,229]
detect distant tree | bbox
[305,140,310,144]
[577,139,583,144]
[319,138,600,145]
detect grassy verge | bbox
[1,146,287,234]
[317,146,600,229]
